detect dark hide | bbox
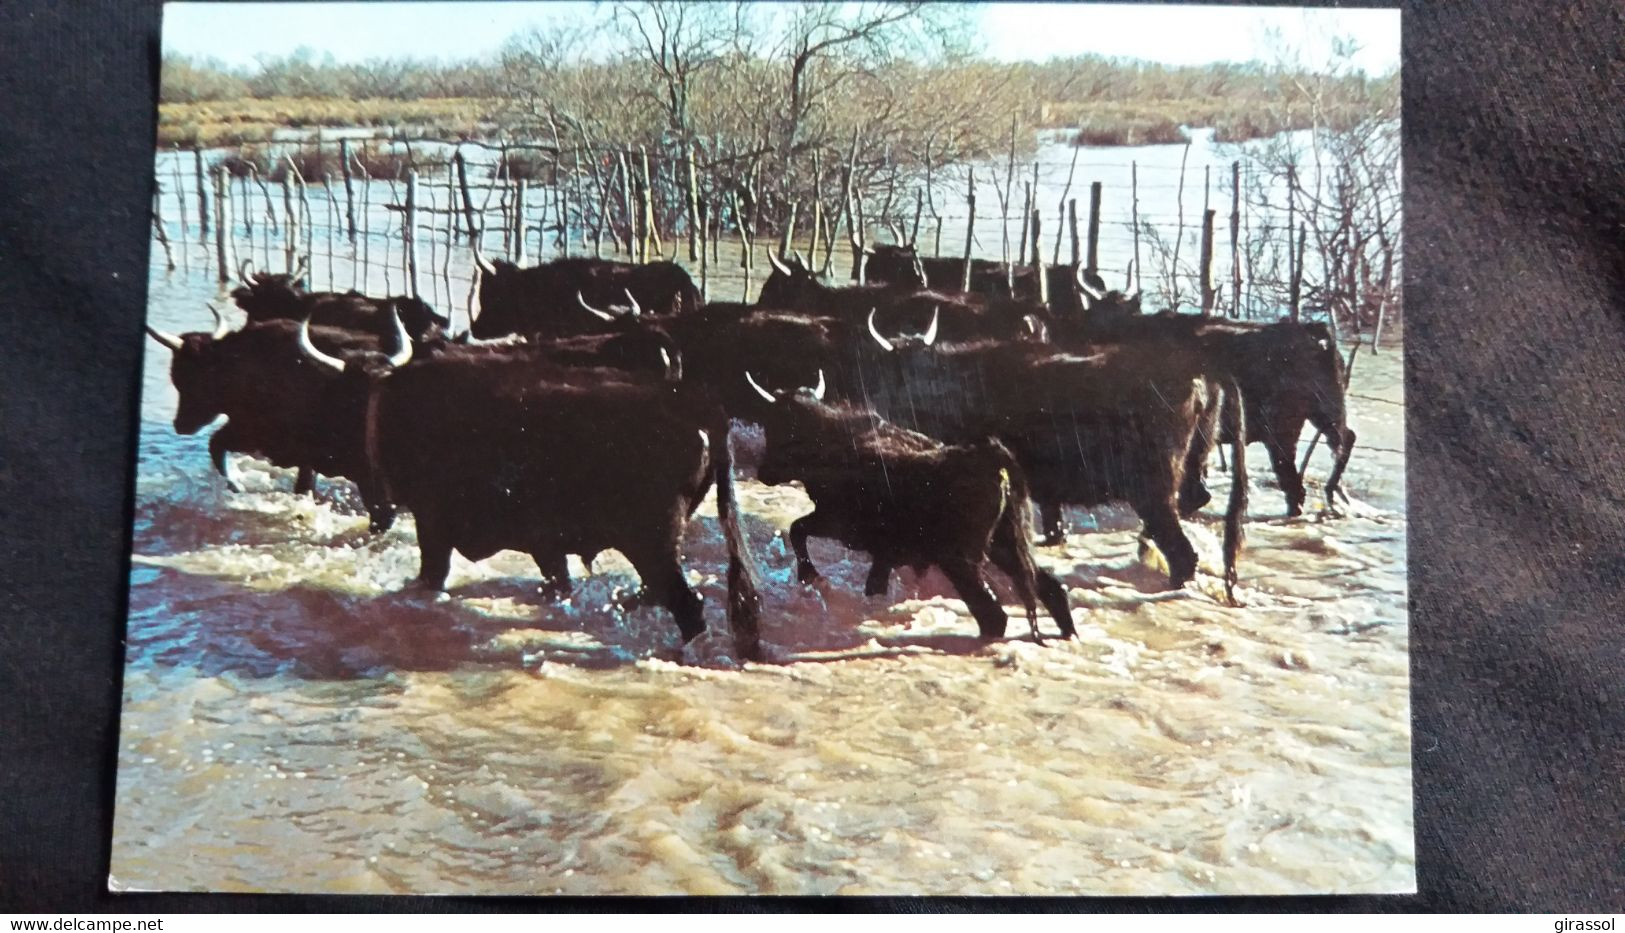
[750,386,1073,641]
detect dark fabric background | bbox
[2,0,1622,912]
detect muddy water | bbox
[113,226,1410,895]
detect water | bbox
[116,135,1410,896]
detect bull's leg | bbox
[1265,425,1306,517]
[1037,500,1066,547]
[626,548,706,644]
[1034,571,1075,639]
[986,536,1042,643]
[293,467,317,497]
[788,509,836,584]
[207,427,243,493]
[1139,498,1199,589]
[366,502,397,534]
[940,558,1009,641]
[863,559,893,597]
[532,551,574,600]
[414,516,454,591]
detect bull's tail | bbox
[982,438,1045,640]
[1317,346,1357,508]
[1219,376,1248,605]
[715,419,764,660]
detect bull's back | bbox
[376,364,706,542]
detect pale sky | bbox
[163,2,1399,75]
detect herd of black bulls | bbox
[145,244,1356,662]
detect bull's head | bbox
[146,304,234,434]
[866,306,938,352]
[296,306,413,375]
[575,289,643,323]
[745,368,825,405]
[759,251,822,307]
[1075,264,1141,321]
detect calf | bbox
[745,370,1074,641]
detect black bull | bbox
[746,378,1075,641]
[230,269,449,342]
[145,313,407,524]
[741,330,1251,602]
[294,327,765,658]
[472,256,701,340]
[1064,314,1356,516]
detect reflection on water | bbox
[113,204,1411,896]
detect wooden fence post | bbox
[1230,161,1242,319]
[1030,206,1047,305]
[640,146,660,259]
[1290,222,1307,322]
[1086,181,1101,276]
[697,200,710,302]
[194,148,210,242]
[686,149,701,262]
[340,139,356,242]
[1199,208,1216,317]
[1067,198,1080,268]
[454,152,478,246]
[514,178,527,265]
[212,167,228,286]
[405,168,420,299]
[961,167,976,292]
[1016,180,1032,282]
[779,200,799,259]
[282,167,298,273]
[1131,161,1141,295]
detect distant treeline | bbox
[160,45,1395,148]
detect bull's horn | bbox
[622,289,642,318]
[145,324,183,352]
[766,251,792,276]
[290,254,309,283]
[866,307,895,352]
[1125,286,1141,303]
[1023,314,1038,335]
[920,307,939,347]
[861,245,875,255]
[471,241,498,277]
[385,308,413,368]
[810,368,825,402]
[207,303,230,339]
[791,250,808,270]
[1075,265,1106,301]
[744,370,777,404]
[576,291,617,322]
[237,257,256,283]
[297,315,346,374]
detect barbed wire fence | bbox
[149,134,1348,333]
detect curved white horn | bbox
[1075,265,1106,301]
[576,291,617,322]
[385,308,413,368]
[744,370,777,404]
[471,241,498,277]
[792,250,808,270]
[810,368,825,402]
[1023,314,1038,335]
[920,307,939,347]
[766,251,792,276]
[237,257,256,283]
[622,288,642,318]
[145,324,184,352]
[207,303,230,339]
[1125,286,1141,303]
[297,315,346,374]
[866,308,895,352]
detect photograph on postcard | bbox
[114,1,1408,895]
